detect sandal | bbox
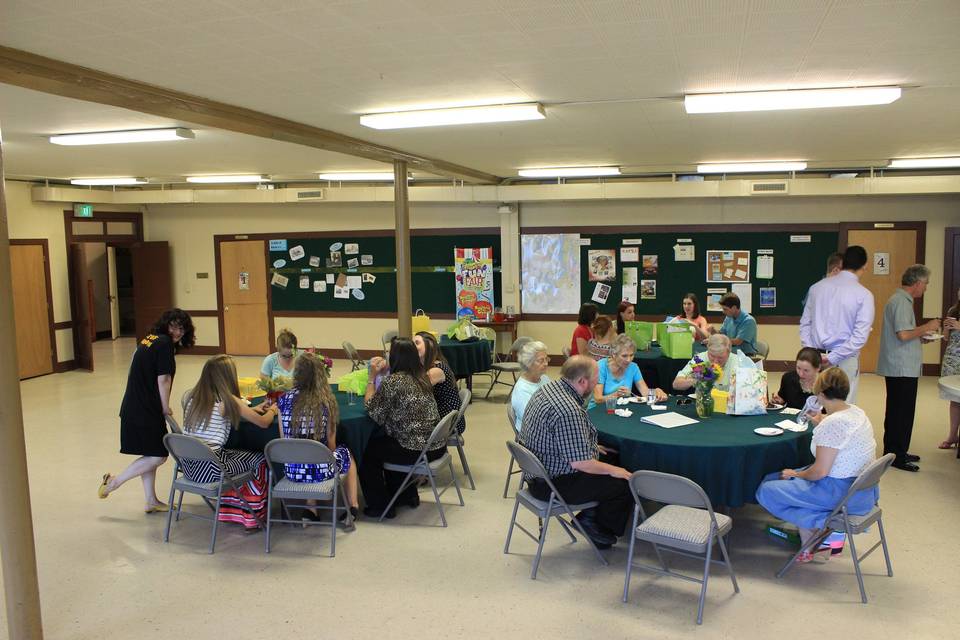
[98,473,113,499]
[938,439,959,449]
[144,503,170,514]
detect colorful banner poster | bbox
[455,247,494,319]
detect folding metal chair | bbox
[165,415,183,434]
[623,470,739,625]
[263,439,353,557]
[503,441,609,579]
[446,388,475,489]
[341,341,366,372]
[484,336,533,399]
[502,405,523,498]
[562,346,571,360]
[162,433,262,554]
[380,411,464,526]
[776,453,895,604]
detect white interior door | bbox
[107,245,120,340]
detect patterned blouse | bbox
[811,405,876,478]
[432,361,465,434]
[586,339,614,361]
[366,373,442,451]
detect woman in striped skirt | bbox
[182,355,278,530]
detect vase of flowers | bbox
[257,374,292,403]
[688,357,722,418]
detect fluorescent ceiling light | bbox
[888,157,960,169]
[51,127,194,145]
[317,172,396,181]
[186,175,266,183]
[685,87,901,114]
[70,177,147,185]
[361,103,545,129]
[518,166,621,178]
[697,162,807,173]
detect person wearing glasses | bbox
[261,328,299,380]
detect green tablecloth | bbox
[439,336,493,378]
[633,342,707,393]
[592,399,814,508]
[226,386,383,466]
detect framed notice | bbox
[706,250,750,283]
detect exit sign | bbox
[73,203,93,217]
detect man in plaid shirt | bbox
[520,356,633,548]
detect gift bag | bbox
[658,322,695,359]
[336,368,369,395]
[411,309,432,334]
[446,318,495,342]
[726,351,768,415]
[624,321,656,350]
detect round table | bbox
[225,386,384,466]
[937,375,960,459]
[439,336,493,391]
[633,342,706,393]
[592,398,814,508]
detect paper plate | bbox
[754,427,784,437]
[766,402,786,411]
[924,333,945,340]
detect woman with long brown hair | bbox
[415,331,465,434]
[939,288,960,449]
[276,352,360,519]
[673,292,711,341]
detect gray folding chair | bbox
[623,470,739,625]
[751,339,770,363]
[502,405,523,498]
[162,433,261,554]
[381,330,398,359]
[776,453,895,603]
[484,336,533,399]
[562,346,571,360]
[263,439,353,557]
[165,415,183,434]
[342,341,366,372]
[446,388,476,490]
[380,411,464,526]
[503,441,609,579]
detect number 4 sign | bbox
[873,252,890,275]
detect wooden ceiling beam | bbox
[0,46,501,184]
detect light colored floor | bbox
[1,338,957,639]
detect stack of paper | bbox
[640,412,699,429]
[775,419,808,432]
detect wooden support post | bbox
[394,160,412,337]
[0,126,45,638]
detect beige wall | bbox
[29,189,952,367]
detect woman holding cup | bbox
[591,334,666,410]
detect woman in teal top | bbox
[591,334,667,409]
[260,328,298,379]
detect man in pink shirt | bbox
[799,246,874,402]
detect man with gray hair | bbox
[877,264,941,471]
[673,334,734,392]
[520,355,632,548]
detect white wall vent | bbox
[750,181,788,194]
[296,189,325,200]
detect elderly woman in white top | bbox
[756,367,878,563]
[510,341,550,426]
[673,334,734,392]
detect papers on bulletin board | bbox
[756,255,774,279]
[361,254,374,266]
[299,275,310,289]
[591,282,611,304]
[346,275,362,289]
[326,274,335,284]
[706,287,726,312]
[731,283,753,313]
[674,244,695,261]
[622,285,638,304]
[345,243,359,255]
[313,280,326,293]
[308,255,320,267]
[362,272,376,283]
[289,245,305,261]
[623,267,638,286]
[759,287,776,308]
[640,280,656,300]
[622,238,643,245]
[620,247,639,262]
[270,273,289,289]
[588,249,616,281]
[334,286,350,299]
[347,257,359,269]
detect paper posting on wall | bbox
[588,249,616,281]
[309,256,320,267]
[347,257,359,269]
[289,245,305,261]
[756,255,774,279]
[591,282,611,304]
[351,288,365,300]
[238,272,249,290]
[724,268,734,278]
[336,273,348,287]
[620,247,639,262]
[299,276,310,289]
[273,259,286,268]
[334,285,350,299]
[642,255,658,276]
[706,287,726,312]
[734,269,747,279]
[362,273,376,283]
[622,239,643,245]
[269,239,288,251]
[873,252,890,275]
[759,287,776,308]
[329,242,343,252]
[737,257,749,266]
[361,255,374,265]
[313,280,326,293]
[673,244,695,261]
[329,251,342,266]
[345,243,359,255]
[326,274,335,284]
[346,275,362,289]
[623,266,638,286]
[731,282,752,313]
[622,285,638,303]
[640,280,656,300]
[270,273,289,289]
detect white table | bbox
[937,375,960,459]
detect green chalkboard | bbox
[579,231,838,318]
[268,232,501,314]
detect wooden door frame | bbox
[9,239,57,375]
[62,210,144,370]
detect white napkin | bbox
[617,396,644,405]
[649,404,667,411]
[780,407,801,415]
[776,419,807,432]
[614,408,633,417]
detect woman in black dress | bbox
[415,331,465,434]
[772,347,822,410]
[98,309,195,512]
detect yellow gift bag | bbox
[411,309,432,334]
[711,389,729,414]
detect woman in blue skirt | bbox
[757,367,878,563]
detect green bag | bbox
[659,322,694,359]
[336,368,369,395]
[624,320,655,350]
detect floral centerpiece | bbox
[688,356,723,418]
[256,374,292,402]
[301,347,334,375]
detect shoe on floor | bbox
[574,512,616,547]
[892,460,919,472]
[905,453,921,462]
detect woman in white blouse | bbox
[756,367,878,563]
[511,341,550,427]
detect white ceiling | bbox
[1,0,959,182]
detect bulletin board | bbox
[705,250,751,283]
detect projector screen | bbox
[521,233,582,314]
